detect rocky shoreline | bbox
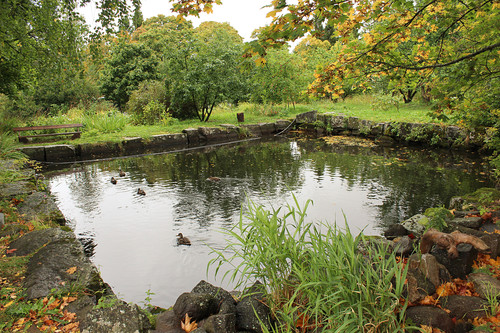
[2,112,499,332]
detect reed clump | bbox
[210,196,409,332]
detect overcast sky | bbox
[81,0,273,42]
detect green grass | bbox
[7,95,435,146]
[209,196,410,332]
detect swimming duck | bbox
[206,176,221,182]
[119,169,126,177]
[137,188,146,195]
[177,233,191,246]
[111,177,117,184]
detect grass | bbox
[209,195,410,332]
[5,95,435,146]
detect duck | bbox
[176,233,191,246]
[206,176,221,182]
[137,188,146,195]
[111,177,117,184]
[119,169,126,177]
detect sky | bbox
[80,0,273,42]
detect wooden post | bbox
[237,112,244,122]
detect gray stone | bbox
[79,301,152,333]
[155,310,183,332]
[408,254,443,288]
[79,142,121,159]
[150,133,188,148]
[468,273,500,300]
[346,117,360,131]
[0,212,4,228]
[406,268,436,303]
[454,211,480,218]
[405,306,454,333]
[18,146,46,161]
[8,228,75,257]
[0,181,33,199]
[328,115,346,130]
[198,127,229,142]
[191,280,236,309]
[17,191,66,225]
[449,217,483,229]
[383,224,409,240]
[236,282,274,333]
[480,222,500,233]
[393,236,414,256]
[440,295,489,321]
[122,137,145,154]
[173,292,219,322]
[19,229,109,300]
[480,232,500,259]
[44,144,76,162]
[401,214,428,236]
[241,124,262,137]
[183,128,202,145]
[259,123,276,136]
[274,120,292,132]
[202,313,236,333]
[449,197,465,210]
[295,111,317,124]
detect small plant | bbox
[94,295,119,309]
[83,111,129,134]
[422,207,453,231]
[482,283,500,317]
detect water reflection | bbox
[45,137,493,307]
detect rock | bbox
[44,144,76,162]
[468,273,500,300]
[480,222,500,233]
[21,230,108,299]
[17,192,66,225]
[173,292,219,322]
[383,224,409,240]
[440,295,489,321]
[17,146,46,161]
[122,137,145,154]
[408,254,445,288]
[401,214,427,236]
[202,313,237,333]
[449,197,465,210]
[453,211,480,218]
[236,282,274,333]
[259,123,276,136]
[0,181,34,199]
[405,268,436,303]
[431,243,477,279]
[448,217,483,229]
[79,300,152,333]
[393,236,414,256]
[295,111,318,124]
[183,128,202,145]
[0,212,4,228]
[441,295,488,321]
[405,306,454,333]
[150,133,188,149]
[79,142,121,159]
[198,127,230,142]
[241,124,262,137]
[480,232,500,259]
[155,310,183,332]
[7,228,75,257]
[191,280,236,313]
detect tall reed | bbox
[209,195,409,332]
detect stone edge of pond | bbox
[17,113,493,163]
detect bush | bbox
[83,110,129,134]
[127,81,169,125]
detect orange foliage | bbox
[473,253,500,278]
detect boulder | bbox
[448,217,483,229]
[202,313,237,333]
[401,214,427,236]
[7,228,74,257]
[191,280,236,312]
[468,273,500,300]
[155,310,183,332]
[236,282,274,333]
[393,236,414,256]
[383,224,409,240]
[17,192,66,225]
[183,128,202,145]
[405,306,454,333]
[17,146,46,161]
[173,292,219,322]
[440,295,489,321]
[431,243,477,279]
[18,229,109,300]
[79,300,152,333]
[405,268,436,303]
[0,181,34,199]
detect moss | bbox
[463,188,500,206]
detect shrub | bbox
[127,80,169,125]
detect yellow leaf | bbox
[181,313,198,332]
[4,300,14,308]
[66,266,77,275]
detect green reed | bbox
[209,195,410,332]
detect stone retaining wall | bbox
[17,112,491,163]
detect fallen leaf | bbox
[66,266,77,275]
[181,313,198,333]
[6,248,17,254]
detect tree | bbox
[167,22,245,121]
[100,41,159,109]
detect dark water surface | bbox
[45,137,493,307]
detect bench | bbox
[12,123,83,143]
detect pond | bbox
[45,136,493,308]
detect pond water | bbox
[45,137,493,308]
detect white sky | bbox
[80,0,273,42]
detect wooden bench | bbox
[12,124,83,143]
